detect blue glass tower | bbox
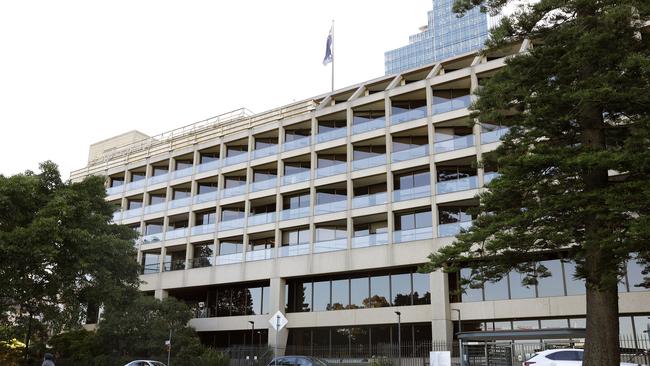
[384,0,490,75]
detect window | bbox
[353,145,386,160]
[316,226,347,241]
[369,275,390,308]
[255,138,277,149]
[392,136,428,152]
[224,176,246,188]
[254,169,277,182]
[149,194,165,205]
[412,272,431,304]
[199,152,219,163]
[483,276,508,301]
[391,273,411,306]
[316,189,346,204]
[285,129,310,142]
[563,260,586,295]
[317,154,346,168]
[196,211,216,225]
[226,145,247,157]
[350,277,369,309]
[536,259,565,297]
[330,279,349,310]
[318,120,346,133]
[508,270,535,299]
[285,162,310,175]
[547,350,582,361]
[394,169,430,190]
[395,209,432,230]
[219,240,243,255]
[221,207,244,221]
[284,192,310,210]
[172,189,190,199]
[175,160,192,170]
[282,227,310,246]
[127,200,143,209]
[197,182,218,194]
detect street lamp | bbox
[451,309,462,366]
[248,321,255,348]
[395,311,401,366]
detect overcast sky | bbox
[0,0,432,179]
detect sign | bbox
[430,351,451,366]
[269,311,288,331]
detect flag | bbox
[323,24,333,66]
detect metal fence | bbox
[216,345,275,366]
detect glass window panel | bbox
[540,319,568,329]
[262,286,270,314]
[331,328,349,348]
[249,287,262,315]
[414,210,432,228]
[313,280,330,311]
[312,328,329,348]
[350,327,369,356]
[508,270,535,299]
[512,320,539,330]
[633,315,650,340]
[230,287,247,316]
[371,326,391,345]
[369,275,390,308]
[493,321,512,331]
[619,316,634,336]
[413,170,431,187]
[391,273,412,306]
[569,318,586,328]
[216,288,231,316]
[626,255,647,292]
[397,213,415,231]
[484,276,509,301]
[350,277,369,309]
[412,272,431,304]
[537,260,565,297]
[331,279,349,310]
[460,268,483,302]
[563,260,586,295]
[297,282,312,312]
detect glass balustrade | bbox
[279,243,310,257]
[148,173,169,185]
[246,248,274,261]
[282,170,310,185]
[352,117,385,134]
[221,185,246,198]
[394,226,433,243]
[219,218,245,231]
[169,197,191,209]
[483,172,500,185]
[280,206,310,220]
[171,167,193,180]
[437,220,473,237]
[250,178,277,192]
[106,185,123,195]
[197,160,220,173]
[191,224,215,236]
[253,145,278,159]
[482,128,510,144]
[313,238,347,253]
[352,192,388,209]
[351,233,389,248]
[190,257,214,269]
[432,95,472,115]
[436,176,478,194]
[163,260,186,272]
[352,154,386,170]
[193,191,218,204]
[434,135,475,153]
[144,202,166,215]
[125,180,145,191]
[112,211,122,222]
[165,227,188,240]
[142,232,163,244]
[122,207,142,219]
[216,253,243,265]
[223,153,249,167]
[391,106,427,124]
[314,200,347,215]
[142,263,160,274]
[283,136,311,152]
[391,145,429,163]
[316,128,346,143]
[248,212,276,226]
[393,185,431,201]
[316,163,346,178]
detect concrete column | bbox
[430,270,453,343]
[268,277,289,354]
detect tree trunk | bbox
[583,271,620,366]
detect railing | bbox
[283,136,311,152]
[352,192,388,209]
[436,176,478,194]
[434,135,475,153]
[165,227,188,240]
[221,185,246,198]
[352,232,389,248]
[252,144,278,159]
[482,127,509,144]
[484,171,500,185]
[314,199,347,215]
[193,191,218,204]
[216,253,243,265]
[248,211,276,226]
[142,232,163,244]
[148,173,169,185]
[171,167,193,180]
[249,178,277,192]
[191,224,215,236]
[141,263,160,274]
[313,238,347,253]
[316,128,347,143]
[144,202,166,215]
[246,248,274,261]
[437,220,473,237]
[391,105,427,124]
[197,160,220,173]
[125,179,145,191]
[282,170,310,185]
[352,116,385,134]
[352,154,386,170]
[169,196,191,209]
[391,145,429,162]
[279,243,310,257]
[432,94,471,114]
[393,185,431,201]
[316,163,346,178]
[163,259,186,272]
[189,257,214,269]
[280,206,310,220]
[106,185,123,195]
[112,211,122,222]
[285,340,451,360]
[223,152,249,166]
[394,226,433,243]
[219,218,245,231]
[122,207,143,219]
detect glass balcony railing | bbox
[125,179,145,191]
[352,154,386,170]
[106,185,124,195]
[394,226,433,243]
[246,248,274,262]
[248,211,276,226]
[391,145,429,163]
[438,220,473,237]
[148,173,169,185]
[482,127,510,144]
[351,232,389,248]
[391,106,427,124]
[314,199,347,215]
[171,167,193,180]
[484,171,500,185]
[393,185,431,201]
[220,185,246,198]
[250,178,277,192]
[142,232,163,244]
[316,163,346,178]
[223,153,249,167]
[163,260,186,272]
[193,191,218,204]
[122,207,142,219]
[252,145,278,160]
[165,227,188,240]
[282,170,310,185]
[169,197,191,209]
[280,206,310,220]
[283,136,311,152]
[436,176,478,194]
[112,211,122,222]
[189,257,214,269]
[352,117,385,134]
[316,128,347,143]
[197,160,220,173]
[144,202,167,215]
[434,135,475,153]
[219,218,245,231]
[279,243,310,257]
[191,224,215,236]
[142,263,160,274]
[432,95,472,115]
[216,253,243,265]
[352,192,388,209]
[313,238,347,253]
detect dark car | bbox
[268,356,328,366]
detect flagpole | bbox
[331,19,334,93]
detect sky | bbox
[0,0,432,179]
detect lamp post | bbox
[395,311,401,366]
[248,321,255,347]
[452,309,462,366]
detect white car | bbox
[124,361,167,366]
[523,349,640,366]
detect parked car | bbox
[124,360,167,366]
[268,356,329,366]
[523,349,640,366]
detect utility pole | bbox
[395,311,401,366]
[166,328,172,366]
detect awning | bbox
[457,328,586,341]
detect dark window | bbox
[224,176,246,188]
[226,145,247,157]
[536,259,565,297]
[317,154,346,168]
[395,209,432,230]
[350,277,369,309]
[175,160,193,170]
[391,273,412,306]
[394,169,430,190]
[284,192,310,209]
[200,153,219,163]
[285,162,310,175]
[369,275,390,308]
[412,272,431,304]
[547,351,582,361]
[392,136,428,152]
[197,182,218,194]
[312,280,330,311]
[285,129,310,142]
[330,279,349,310]
[255,138,277,149]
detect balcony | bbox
[282,170,310,185]
[432,95,471,115]
[106,185,123,195]
[253,145,278,160]
[197,160,220,173]
[394,226,433,243]
[112,211,122,222]
[125,180,145,191]
[316,163,346,178]
[352,154,386,170]
[313,238,347,253]
[391,145,429,163]
[165,227,188,240]
[171,167,193,180]
[169,197,191,209]
[144,202,166,215]
[221,185,246,199]
[279,243,310,257]
[393,185,431,202]
[438,220,473,237]
[283,136,311,152]
[436,176,478,195]
[122,207,142,219]
[484,171,500,185]
[189,257,213,269]
[223,153,249,167]
[316,128,346,143]
[193,191,218,204]
[163,260,186,272]
[142,263,160,274]
[216,253,243,265]
[434,135,474,153]
[191,224,215,236]
[219,218,245,231]
[352,192,388,209]
[314,200,347,215]
[351,232,389,248]
[248,212,276,226]
[280,206,310,220]
[391,106,427,125]
[142,232,163,244]
[352,117,385,134]
[246,248,274,261]
[482,127,509,144]
[149,173,169,185]
[250,178,277,192]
